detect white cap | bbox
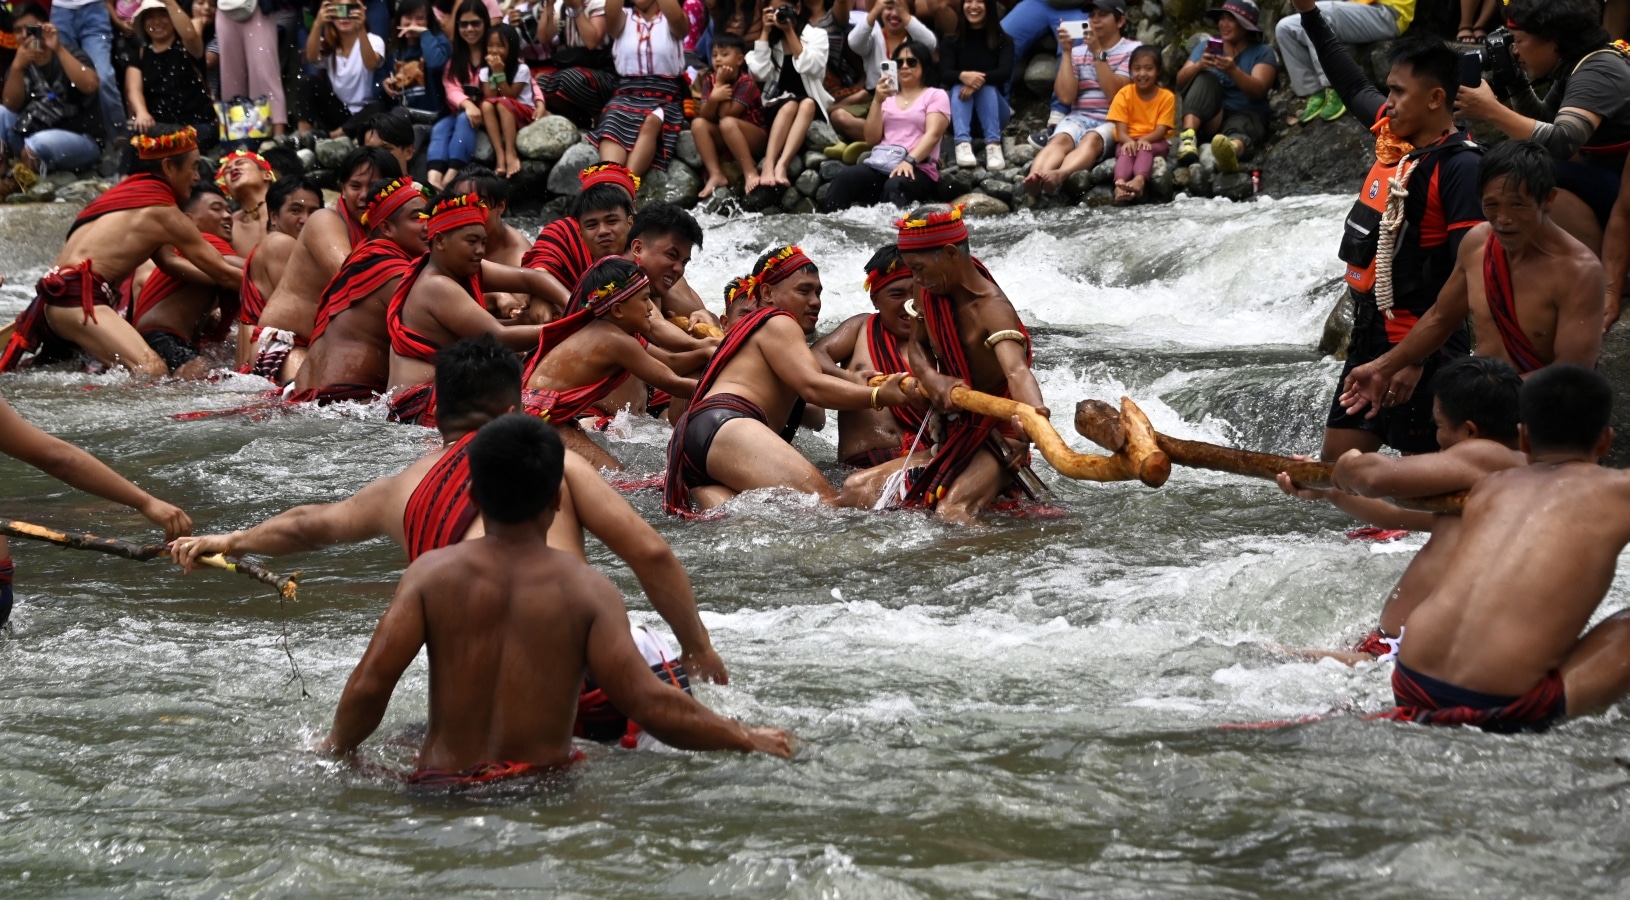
[136,0,170,17]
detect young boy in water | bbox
[1109,46,1175,204]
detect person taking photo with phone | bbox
[1021,0,1137,197]
[1172,0,1276,174]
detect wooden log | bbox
[0,519,300,598]
[668,316,725,340]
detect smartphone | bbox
[24,24,41,39]
[879,60,897,83]
[1062,20,1087,41]
[1459,51,1484,89]
[333,3,350,17]
[1205,37,1224,57]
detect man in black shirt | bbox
[0,4,104,175]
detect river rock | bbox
[780,186,802,211]
[314,137,356,169]
[1320,291,1355,359]
[1214,170,1254,202]
[516,115,579,162]
[473,132,496,167]
[1085,184,1116,206]
[297,148,318,171]
[56,180,108,205]
[1147,157,1174,202]
[546,142,601,195]
[1063,169,1093,200]
[795,168,822,197]
[510,161,551,205]
[978,178,1014,204]
[1141,1,1162,18]
[307,168,335,188]
[1023,54,1058,99]
[675,130,703,170]
[638,161,702,207]
[803,121,840,153]
[1089,157,1116,185]
[815,183,829,205]
[790,196,816,214]
[954,191,1010,216]
[1002,137,1038,169]
[787,154,805,179]
[940,169,974,198]
[819,160,846,181]
[802,150,825,170]
[45,170,80,189]
[1256,115,1372,198]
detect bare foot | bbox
[698,173,729,198]
[744,171,762,193]
[1113,185,1136,204]
[1022,170,1046,197]
[772,164,790,187]
[1127,175,1146,197]
[504,157,522,177]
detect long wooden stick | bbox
[869,376,1167,485]
[1072,400,1467,513]
[0,519,300,599]
[668,316,725,340]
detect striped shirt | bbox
[1068,36,1139,120]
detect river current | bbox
[3,196,1630,897]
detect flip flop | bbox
[1457,27,1479,45]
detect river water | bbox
[3,196,1630,898]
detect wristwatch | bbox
[1096,49,1109,62]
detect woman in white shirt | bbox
[590,0,689,176]
[302,1,386,136]
[745,0,833,191]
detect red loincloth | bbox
[1482,231,1545,374]
[387,380,438,428]
[406,749,584,788]
[1369,661,1566,733]
[518,307,645,423]
[0,262,120,371]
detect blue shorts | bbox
[1054,113,1114,148]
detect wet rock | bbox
[297,148,317,171]
[55,180,108,205]
[675,130,703,170]
[516,115,580,162]
[954,191,1010,216]
[1320,291,1355,359]
[941,169,975,197]
[790,196,816,214]
[802,121,840,153]
[1256,116,1372,197]
[978,178,1014,204]
[819,160,846,181]
[314,137,356,169]
[1142,0,1162,18]
[738,184,780,212]
[1063,169,1093,200]
[802,150,826,170]
[1214,170,1254,202]
[24,183,55,202]
[697,186,739,214]
[546,142,602,196]
[780,186,802,211]
[815,183,829,205]
[45,170,79,189]
[786,154,805,179]
[795,168,822,197]
[473,132,496,167]
[307,168,335,188]
[1002,137,1037,169]
[1023,54,1058,100]
[1147,157,1174,202]
[1089,157,1116,185]
[1085,184,1116,206]
[638,161,701,207]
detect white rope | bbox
[874,412,933,511]
[1372,156,1418,321]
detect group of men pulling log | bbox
[8,95,1630,787]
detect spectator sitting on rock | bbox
[1455,0,1630,259]
[379,0,451,125]
[941,0,1013,172]
[997,0,1087,144]
[590,0,689,177]
[1173,0,1276,175]
[1109,45,1172,204]
[1277,0,1414,123]
[820,40,948,211]
[835,0,935,144]
[125,0,220,155]
[532,0,619,129]
[428,0,490,190]
[479,23,537,177]
[692,33,767,198]
[748,0,835,191]
[1021,0,1136,197]
[48,0,123,139]
[1456,0,1497,45]
[362,110,418,176]
[0,6,105,176]
[302,1,387,137]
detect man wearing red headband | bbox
[522,257,710,470]
[291,178,432,403]
[0,125,242,376]
[384,194,556,426]
[840,204,1048,524]
[217,150,275,256]
[811,244,925,469]
[446,165,533,319]
[662,245,916,516]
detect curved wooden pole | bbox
[1072,400,1466,513]
[0,519,300,599]
[668,316,725,340]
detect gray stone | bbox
[56,180,109,205]
[1002,137,1037,169]
[473,132,496,167]
[941,169,976,198]
[1141,0,1162,19]
[637,161,702,207]
[1163,0,1205,21]
[1089,157,1117,185]
[1214,170,1254,202]
[953,191,1010,217]
[24,183,55,202]
[815,183,829,205]
[795,168,822,197]
[1198,141,1216,172]
[790,197,816,214]
[780,186,802,212]
[1085,184,1116,206]
[819,160,846,181]
[1023,54,1059,100]
[314,137,356,169]
[297,148,318,171]
[786,154,804,179]
[45,170,79,189]
[1064,169,1093,200]
[1134,20,1167,48]
[1255,115,1372,198]
[697,186,739,215]
[516,115,580,162]
[1147,156,1174,202]
[1320,291,1355,360]
[802,150,826,170]
[547,143,602,196]
[978,178,1014,204]
[307,169,335,189]
[802,121,840,153]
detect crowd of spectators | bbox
[0,0,1626,218]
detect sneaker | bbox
[1318,88,1347,121]
[841,142,871,165]
[1175,128,1199,166]
[985,143,1005,171]
[1210,134,1239,174]
[1027,128,1052,149]
[955,142,977,169]
[1298,90,1326,123]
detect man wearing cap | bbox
[1276,0,1415,123]
[0,125,242,376]
[218,150,276,256]
[1022,0,1139,197]
[839,205,1048,524]
[1172,0,1278,174]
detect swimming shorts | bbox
[679,392,768,490]
[140,329,199,371]
[1371,661,1567,733]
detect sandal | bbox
[1456,27,1479,45]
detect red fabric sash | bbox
[388,380,439,428]
[518,309,647,423]
[386,257,485,363]
[520,217,595,285]
[406,749,584,788]
[402,432,479,561]
[131,233,237,326]
[237,245,266,325]
[69,173,178,237]
[312,239,417,344]
[865,313,923,434]
[0,263,115,372]
[339,197,367,248]
[905,260,1029,506]
[1482,231,1545,375]
[663,307,792,515]
[1370,664,1566,732]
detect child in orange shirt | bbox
[1109,46,1176,204]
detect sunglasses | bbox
[896,57,921,68]
[457,19,484,28]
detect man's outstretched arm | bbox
[169,476,398,570]
[319,570,429,756]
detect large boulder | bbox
[819,159,846,181]
[794,168,822,197]
[978,178,1014,204]
[1255,116,1373,198]
[1088,157,1116,185]
[546,142,601,196]
[516,115,580,162]
[954,191,1010,217]
[637,161,702,207]
[675,130,704,170]
[1022,54,1058,101]
[1213,170,1254,202]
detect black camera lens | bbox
[775,5,796,22]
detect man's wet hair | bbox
[268,174,322,213]
[433,334,522,430]
[572,256,643,310]
[1432,356,1521,441]
[629,201,704,250]
[259,145,305,181]
[1387,36,1461,105]
[1520,364,1613,453]
[339,146,403,185]
[570,182,636,220]
[1507,0,1611,66]
[182,182,224,211]
[469,414,565,524]
[365,111,417,154]
[450,163,511,208]
[1478,139,1556,200]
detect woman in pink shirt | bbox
[820,40,949,211]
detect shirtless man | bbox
[523,258,708,470]
[216,150,275,256]
[1278,357,1526,663]
[0,125,241,376]
[1342,141,1605,419]
[1376,365,1630,731]
[838,205,1048,524]
[248,147,402,385]
[384,193,551,425]
[811,244,924,468]
[0,393,191,628]
[171,335,728,684]
[291,178,429,403]
[130,184,245,379]
[446,165,532,319]
[316,415,792,785]
[663,245,914,515]
[235,176,325,368]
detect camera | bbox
[521,12,539,35]
[25,24,41,39]
[774,4,796,24]
[333,3,351,17]
[1461,26,1521,100]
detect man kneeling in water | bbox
[1376,365,1630,731]
[318,415,794,784]
[1277,357,1527,663]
